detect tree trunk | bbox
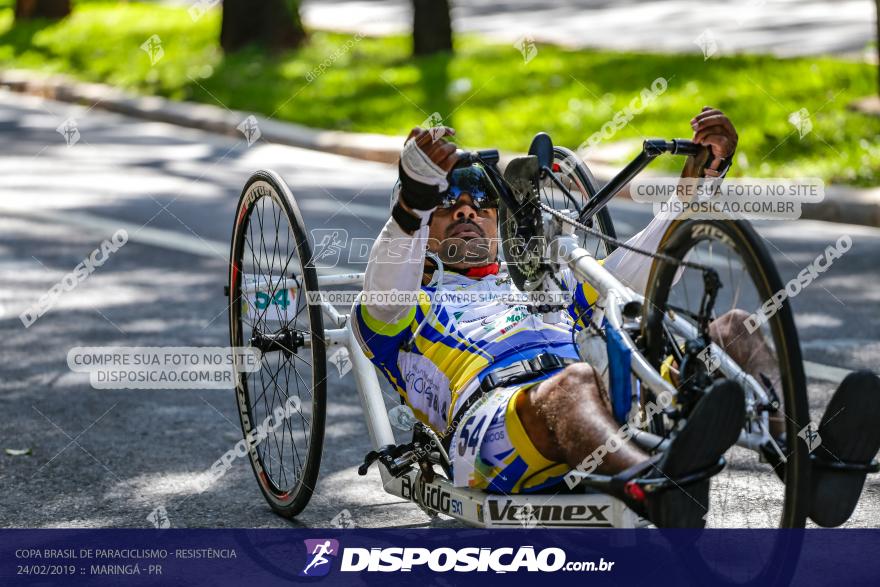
[14,0,70,20]
[875,0,879,96]
[412,0,452,56]
[221,0,306,53]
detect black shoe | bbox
[809,370,880,528]
[644,379,745,528]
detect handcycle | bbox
[225,131,855,571]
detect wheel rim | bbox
[672,240,788,526]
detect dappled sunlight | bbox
[303,0,874,56]
[50,280,159,314]
[802,339,880,371]
[0,0,876,536]
[116,319,173,334]
[105,471,219,503]
[39,518,121,529]
[322,419,366,440]
[794,312,844,330]
[237,142,396,193]
[821,274,880,301]
[0,217,83,246]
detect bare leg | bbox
[516,362,744,527]
[709,309,784,436]
[517,309,780,473]
[516,363,647,475]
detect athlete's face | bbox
[427,194,498,268]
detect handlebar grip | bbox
[476,149,500,165]
[670,139,705,157]
[643,138,706,158]
[454,149,476,165]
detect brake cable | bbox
[492,154,722,335]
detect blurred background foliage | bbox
[0,0,877,185]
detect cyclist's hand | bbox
[405,126,460,172]
[690,107,738,174]
[398,126,460,210]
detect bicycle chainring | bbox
[499,156,550,291]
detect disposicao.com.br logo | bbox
[300,540,613,575]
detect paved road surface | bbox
[0,90,878,530]
[302,0,877,57]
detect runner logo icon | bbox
[300,539,340,577]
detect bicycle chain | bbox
[538,202,713,272]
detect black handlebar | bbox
[456,140,705,168]
[575,139,712,223]
[643,138,708,158]
[454,148,500,167]
[453,139,713,226]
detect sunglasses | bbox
[440,166,500,210]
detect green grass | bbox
[1,1,878,185]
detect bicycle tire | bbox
[228,169,327,518]
[552,146,617,257]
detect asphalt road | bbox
[301,0,877,57]
[0,90,878,529]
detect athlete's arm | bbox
[602,108,738,295]
[355,127,459,357]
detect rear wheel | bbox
[642,219,808,582]
[228,170,326,517]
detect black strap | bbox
[609,453,663,495]
[398,162,446,210]
[704,156,731,178]
[441,353,577,451]
[479,353,577,394]
[392,201,422,235]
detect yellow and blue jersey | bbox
[353,269,600,434]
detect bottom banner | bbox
[1,529,877,586]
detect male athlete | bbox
[353,108,880,527]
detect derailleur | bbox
[674,269,723,417]
[676,337,715,418]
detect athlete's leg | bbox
[515,363,646,474]
[707,312,880,527]
[517,362,744,527]
[709,309,784,435]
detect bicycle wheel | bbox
[544,146,617,259]
[228,169,326,518]
[641,219,808,581]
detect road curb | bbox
[0,68,405,164]
[2,68,878,228]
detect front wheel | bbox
[228,170,326,518]
[641,219,809,581]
